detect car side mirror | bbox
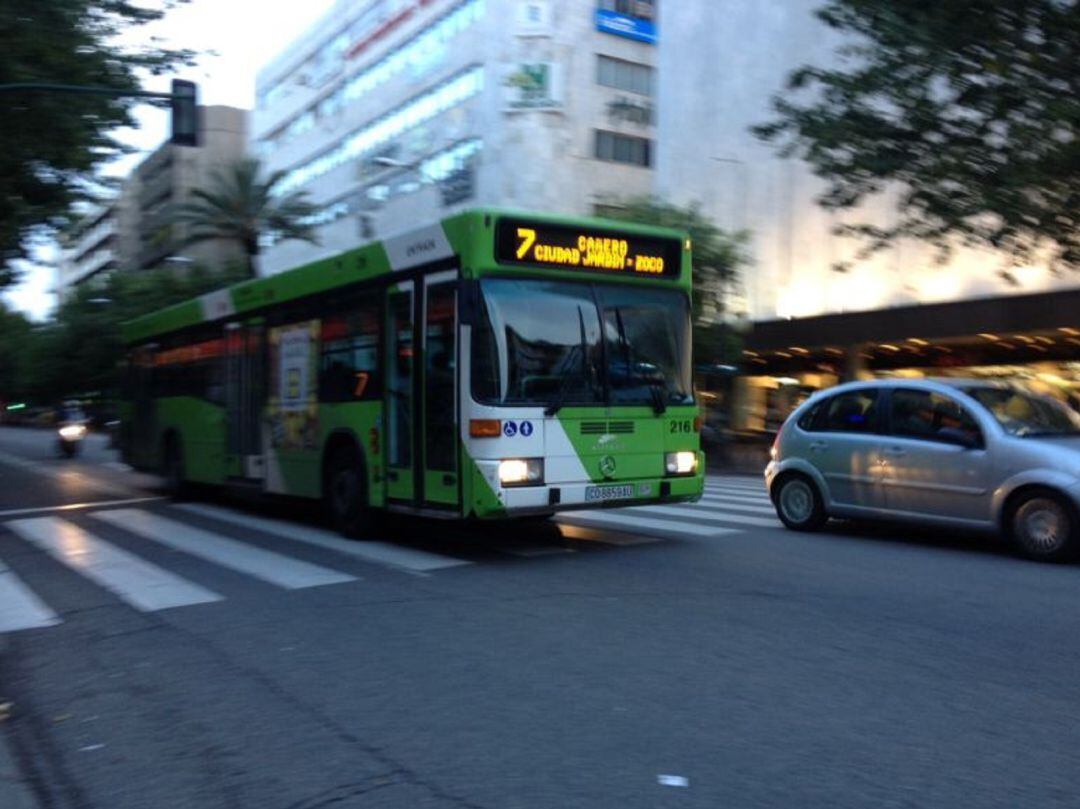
[938,427,980,449]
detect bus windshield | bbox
[472,278,693,408]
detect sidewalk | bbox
[0,637,38,809]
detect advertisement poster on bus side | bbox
[268,320,319,451]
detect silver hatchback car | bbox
[765,379,1080,562]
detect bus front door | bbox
[384,273,461,513]
[224,322,265,480]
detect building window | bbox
[598,0,655,19]
[597,55,654,96]
[595,130,652,167]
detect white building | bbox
[57,106,250,299]
[253,0,660,275]
[656,0,1073,322]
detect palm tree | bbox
[174,157,318,277]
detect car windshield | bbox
[471,278,693,408]
[963,386,1080,437]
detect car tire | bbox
[773,473,828,532]
[325,446,373,538]
[1009,491,1077,563]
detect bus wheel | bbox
[326,447,372,538]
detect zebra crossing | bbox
[0,476,775,635]
[556,476,778,536]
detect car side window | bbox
[891,389,982,445]
[797,401,822,431]
[810,389,879,433]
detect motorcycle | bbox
[57,422,87,458]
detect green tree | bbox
[174,158,319,278]
[601,197,748,361]
[0,0,194,287]
[8,262,248,405]
[0,303,33,399]
[754,0,1080,275]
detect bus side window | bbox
[319,302,381,402]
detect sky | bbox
[3,0,338,320]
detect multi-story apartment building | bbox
[55,193,139,297]
[253,0,659,275]
[57,105,250,298]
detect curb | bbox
[0,635,39,809]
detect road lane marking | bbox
[0,561,61,632]
[624,504,781,529]
[699,492,777,511]
[696,497,777,515]
[0,497,166,520]
[172,503,471,573]
[555,511,734,538]
[93,509,356,590]
[6,517,223,612]
[700,491,772,506]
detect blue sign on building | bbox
[595,8,658,45]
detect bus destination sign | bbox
[495,218,682,278]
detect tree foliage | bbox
[174,158,319,277]
[754,0,1080,274]
[2,263,247,404]
[0,0,194,287]
[601,197,747,361]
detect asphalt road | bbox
[1,426,1079,808]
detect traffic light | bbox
[170,79,199,146]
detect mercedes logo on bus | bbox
[599,455,617,479]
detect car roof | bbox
[804,377,1018,400]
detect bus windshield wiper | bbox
[545,306,590,417]
[614,306,665,416]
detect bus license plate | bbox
[585,484,634,503]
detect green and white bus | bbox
[121,209,704,535]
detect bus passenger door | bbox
[385,283,415,503]
[224,322,266,480]
[421,273,459,510]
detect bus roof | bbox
[122,207,691,345]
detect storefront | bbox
[735,287,1080,433]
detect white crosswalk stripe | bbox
[556,510,737,538]
[624,504,781,529]
[0,560,60,632]
[554,477,780,538]
[6,517,222,612]
[93,509,356,590]
[696,497,777,515]
[173,503,471,573]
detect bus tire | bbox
[162,434,189,499]
[325,444,372,538]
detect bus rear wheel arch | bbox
[161,431,188,499]
[322,436,373,538]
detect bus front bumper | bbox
[474,463,705,519]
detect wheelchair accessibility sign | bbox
[503,420,534,438]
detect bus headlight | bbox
[665,451,697,476]
[498,458,544,487]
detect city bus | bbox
[120,208,704,535]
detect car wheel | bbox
[1010,492,1077,563]
[773,473,827,532]
[325,446,372,538]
